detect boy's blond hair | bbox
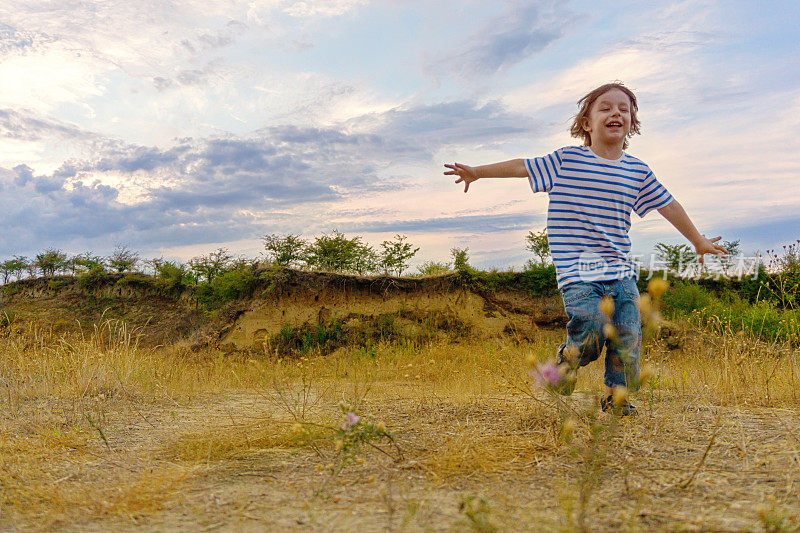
[570,82,641,150]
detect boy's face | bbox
[582,88,632,148]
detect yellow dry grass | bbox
[1,314,798,531]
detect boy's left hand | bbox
[694,235,728,264]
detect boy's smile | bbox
[581,88,632,155]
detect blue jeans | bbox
[556,278,642,391]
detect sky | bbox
[1,0,799,269]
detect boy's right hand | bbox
[444,162,479,193]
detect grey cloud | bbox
[180,38,197,54]
[620,31,718,52]
[176,69,206,85]
[0,23,56,55]
[340,213,540,234]
[0,98,541,255]
[198,20,247,50]
[0,108,94,142]
[0,130,388,254]
[426,2,569,80]
[155,59,226,89]
[362,100,531,148]
[153,77,173,91]
[13,164,33,186]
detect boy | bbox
[444,82,727,415]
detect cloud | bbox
[246,0,369,24]
[340,212,539,234]
[0,108,93,142]
[0,95,543,256]
[0,1,252,119]
[425,2,570,81]
[344,99,538,158]
[0,23,57,55]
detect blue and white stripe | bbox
[525,146,673,289]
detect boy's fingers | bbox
[709,236,721,243]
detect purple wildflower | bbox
[342,411,360,430]
[530,360,563,388]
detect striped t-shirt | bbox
[524,145,674,289]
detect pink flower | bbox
[342,412,360,430]
[530,360,563,388]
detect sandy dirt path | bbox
[10,388,793,533]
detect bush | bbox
[451,247,470,272]
[661,281,715,315]
[77,266,112,289]
[453,264,558,297]
[525,228,550,268]
[304,231,377,274]
[379,235,419,276]
[35,249,68,277]
[117,273,152,287]
[189,248,233,283]
[209,268,257,301]
[271,321,345,355]
[154,261,190,293]
[662,280,799,345]
[263,234,306,267]
[416,261,452,277]
[107,245,140,273]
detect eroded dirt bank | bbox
[0,269,567,352]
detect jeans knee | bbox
[570,319,604,365]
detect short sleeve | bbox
[633,171,673,217]
[524,149,562,193]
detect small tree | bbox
[154,260,190,290]
[717,239,740,277]
[64,256,80,276]
[525,228,550,268]
[25,258,37,279]
[144,257,165,276]
[262,234,307,267]
[35,249,68,277]
[9,256,28,281]
[416,260,451,277]
[451,247,470,271]
[654,242,696,275]
[304,231,377,274]
[188,247,232,283]
[74,252,107,275]
[0,260,12,284]
[379,234,419,276]
[108,245,140,273]
[351,244,379,275]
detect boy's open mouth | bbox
[606,121,622,129]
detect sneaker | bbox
[600,394,637,416]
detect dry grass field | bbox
[2,311,799,532]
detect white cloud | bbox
[0,47,108,115]
[245,0,369,24]
[282,0,369,18]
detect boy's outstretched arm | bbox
[444,159,528,193]
[657,200,728,263]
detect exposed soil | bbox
[0,270,567,353]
